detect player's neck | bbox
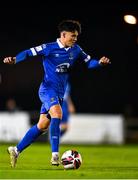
[59,38,69,48]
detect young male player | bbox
[3,19,111,168]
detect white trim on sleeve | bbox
[84,55,91,62]
[30,48,37,56]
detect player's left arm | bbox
[78,46,111,69]
[87,56,111,69]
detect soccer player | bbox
[3,19,111,168]
[60,83,76,137]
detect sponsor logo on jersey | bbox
[55,63,70,73]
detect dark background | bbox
[0,0,138,115]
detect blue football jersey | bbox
[16,39,100,98]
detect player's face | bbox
[63,31,79,47]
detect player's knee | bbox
[37,124,46,132]
[38,123,48,132]
[37,115,50,131]
[51,111,62,119]
[50,105,62,119]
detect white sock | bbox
[52,152,59,157]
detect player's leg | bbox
[39,89,63,166]
[16,113,50,152]
[8,108,50,168]
[49,104,62,166]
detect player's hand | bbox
[3,57,16,64]
[99,56,111,65]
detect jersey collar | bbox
[57,39,70,51]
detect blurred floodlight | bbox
[124,15,137,25]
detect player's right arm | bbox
[3,57,16,64]
[3,49,37,64]
[3,44,49,64]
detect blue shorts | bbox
[39,89,63,114]
[61,100,69,124]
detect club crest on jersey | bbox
[69,52,74,60]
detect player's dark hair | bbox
[58,20,81,34]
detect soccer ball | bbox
[61,150,82,170]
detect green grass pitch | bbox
[0,143,138,179]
